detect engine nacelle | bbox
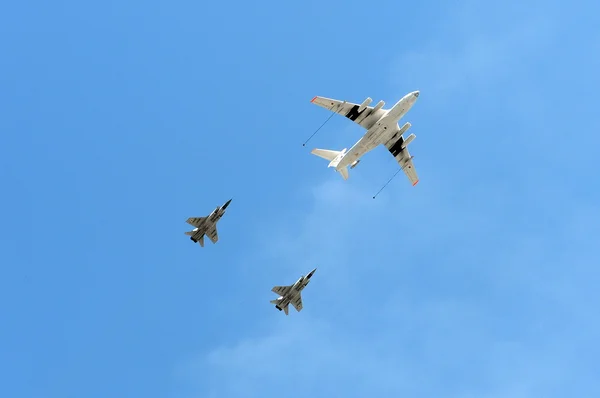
[372,100,385,112]
[350,159,361,169]
[357,97,373,113]
[402,133,416,147]
[398,122,411,135]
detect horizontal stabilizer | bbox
[310,148,350,180]
[311,148,341,162]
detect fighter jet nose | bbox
[223,199,232,208]
[307,268,317,278]
[413,91,419,97]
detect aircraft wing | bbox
[384,135,419,186]
[290,293,303,312]
[398,150,419,186]
[206,224,219,244]
[271,285,292,296]
[186,217,206,227]
[311,96,386,130]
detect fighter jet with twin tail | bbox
[310,91,420,186]
[270,268,316,315]
[184,199,232,247]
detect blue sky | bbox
[1,0,599,397]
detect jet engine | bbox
[398,122,411,135]
[350,159,361,169]
[402,133,416,148]
[372,100,385,112]
[357,97,373,113]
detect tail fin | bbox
[270,300,290,315]
[310,148,350,180]
[186,232,205,247]
[338,167,349,180]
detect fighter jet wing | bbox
[186,217,206,227]
[311,96,386,130]
[271,285,292,296]
[290,293,303,312]
[206,224,219,244]
[384,135,419,186]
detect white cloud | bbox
[173,170,600,397]
[170,2,600,397]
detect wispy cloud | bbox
[171,2,599,397]
[173,169,600,397]
[390,0,562,99]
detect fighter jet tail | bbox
[270,300,289,315]
[185,232,205,247]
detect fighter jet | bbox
[310,91,420,186]
[184,199,232,247]
[270,268,316,315]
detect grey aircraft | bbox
[270,268,317,315]
[184,199,232,247]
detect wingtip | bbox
[310,96,317,103]
[413,180,419,186]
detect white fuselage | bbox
[335,91,419,170]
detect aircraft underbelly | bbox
[355,135,378,155]
[280,296,291,306]
[339,138,376,168]
[340,149,359,167]
[192,227,206,239]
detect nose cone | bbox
[413,91,419,98]
[307,268,317,279]
[222,198,232,209]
